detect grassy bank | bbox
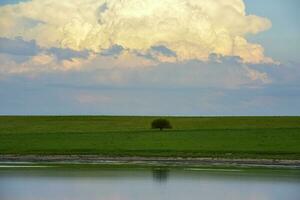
[0,116,300,159]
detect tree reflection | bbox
[152,168,169,183]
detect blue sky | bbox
[0,0,299,116]
[245,0,300,63]
[0,0,27,5]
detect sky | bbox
[0,0,299,116]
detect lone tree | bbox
[151,118,172,131]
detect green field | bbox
[0,116,300,159]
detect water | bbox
[0,166,299,200]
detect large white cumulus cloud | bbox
[0,0,272,63]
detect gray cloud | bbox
[0,37,91,65]
[0,54,299,115]
[47,47,89,61]
[98,2,108,14]
[1,75,300,116]
[100,45,124,57]
[0,37,40,56]
[150,45,177,57]
[25,55,271,90]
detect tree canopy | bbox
[151,119,172,131]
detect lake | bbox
[0,166,299,200]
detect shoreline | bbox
[1,155,300,169]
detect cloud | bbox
[243,66,271,84]
[76,93,112,105]
[134,45,178,63]
[150,45,177,57]
[2,75,300,115]
[6,54,271,89]
[0,0,273,63]
[47,47,89,61]
[1,55,299,116]
[0,1,299,116]
[0,37,40,56]
[0,36,90,60]
[0,37,93,75]
[101,45,124,57]
[0,18,276,88]
[0,37,274,89]
[249,61,300,86]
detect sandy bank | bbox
[0,155,300,169]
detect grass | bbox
[0,116,300,159]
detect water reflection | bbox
[0,168,299,200]
[152,168,169,183]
